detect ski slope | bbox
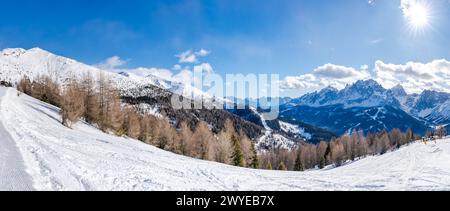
[1,86,450,190]
[0,88,34,191]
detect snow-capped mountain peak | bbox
[390,84,407,97]
[321,85,338,93]
[0,47,211,101]
[344,79,383,91]
[341,79,386,98]
[1,48,27,57]
[293,79,399,108]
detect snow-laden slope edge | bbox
[0,88,34,190]
[2,87,450,190]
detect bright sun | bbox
[405,2,432,33]
[408,3,429,28]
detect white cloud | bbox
[177,50,198,63]
[313,63,369,79]
[280,63,371,93]
[374,59,450,93]
[95,56,128,69]
[195,49,211,57]
[280,59,450,96]
[95,55,217,91]
[176,49,211,64]
[370,38,383,44]
[361,64,370,71]
[368,0,376,6]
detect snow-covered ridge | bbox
[1,86,450,190]
[292,79,401,108]
[279,121,312,140]
[0,47,207,100]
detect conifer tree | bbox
[249,143,259,169]
[61,79,84,128]
[191,121,213,160]
[294,149,304,171]
[319,156,326,169]
[405,128,414,144]
[81,73,100,124]
[178,121,192,155]
[230,135,245,167]
[108,93,124,135]
[379,132,390,154]
[125,107,141,139]
[324,142,331,166]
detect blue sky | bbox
[1,0,450,96]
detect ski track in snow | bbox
[0,88,34,191]
[1,87,450,190]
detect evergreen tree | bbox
[350,129,358,160]
[324,142,331,165]
[230,135,245,167]
[294,149,304,171]
[319,156,326,169]
[249,143,259,169]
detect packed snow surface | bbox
[0,88,34,190]
[1,86,450,191]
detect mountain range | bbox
[276,79,450,135]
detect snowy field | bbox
[1,86,450,191]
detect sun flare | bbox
[403,1,432,33]
[408,3,429,28]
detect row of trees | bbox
[427,125,447,139]
[260,128,418,171]
[16,74,259,169]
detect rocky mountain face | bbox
[281,79,450,135]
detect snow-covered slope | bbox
[279,121,312,140]
[2,86,450,191]
[0,88,34,191]
[0,47,207,100]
